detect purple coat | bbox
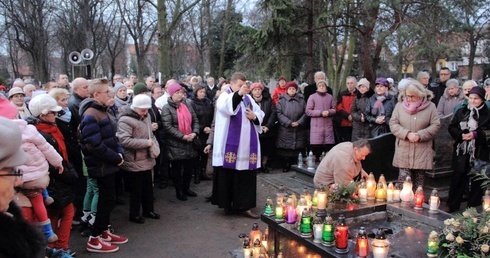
[306,92,336,145]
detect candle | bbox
[371,229,390,258]
[355,227,369,257]
[313,224,323,243]
[393,189,400,202]
[322,215,335,246]
[414,186,424,210]
[275,203,284,221]
[287,205,296,224]
[372,246,388,258]
[334,215,349,254]
[386,183,394,202]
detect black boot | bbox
[176,189,188,201]
[194,170,200,184]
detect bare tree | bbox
[0,0,55,82]
[117,0,158,80]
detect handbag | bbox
[147,119,160,159]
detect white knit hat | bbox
[131,94,152,110]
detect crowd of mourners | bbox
[0,68,490,257]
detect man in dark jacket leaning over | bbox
[79,78,128,253]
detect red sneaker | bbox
[100,230,128,244]
[86,236,119,253]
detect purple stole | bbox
[223,88,259,170]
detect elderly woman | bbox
[306,79,336,158]
[117,94,160,224]
[351,78,372,141]
[190,85,214,183]
[250,82,276,173]
[446,87,490,212]
[8,87,32,119]
[484,78,490,102]
[437,79,464,117]
[417,71,431,89]
[162,83,200,201]
[365,77,396,137]
[113,82,130,110]
[276,81,308,172]
[389,79,441,190]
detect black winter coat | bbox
[449,103,490,173]
[351,91,372,141]
[37,129,78,209]
[0,202,45,258]
[161,98,200,160]
[191,97,214,149]
[365,93,396,138]
[253,94,276,139]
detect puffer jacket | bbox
[389,100,441,170]
[79,98,123,178]
[437,87,464,117]
[276,93,308,150]
[117,106,157,172]
[14,119,62,184]
[351,91,372,141]
[365,93,396,137]
[161,98,200,160]
[306,92,336,145]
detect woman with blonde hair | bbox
[389,79,441,189]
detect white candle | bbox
[372,246,388,258]
[359,188,367,203]
[386,188,393,202]
[429,196,439,211]
[313,224,323,243]
[393,189,400,202]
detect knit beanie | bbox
[469,86,486,101]
[133,82,148,96]
[168,83,183,97]
[114,82,127,93]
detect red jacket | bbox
[336,89,357,127]
[272,86,288,105]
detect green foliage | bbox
[327,181,360,204]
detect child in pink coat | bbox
[14,118,63,243]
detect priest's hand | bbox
[245,108,256,120]
[238,84,250,96]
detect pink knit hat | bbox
[168,83,183,96]
[0,97,18,119]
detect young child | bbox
[14,117,64,243]
[0,97,61,243]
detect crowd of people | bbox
[0,69,490,257]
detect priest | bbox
[211,72,265,219]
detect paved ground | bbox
[69,169,296,258]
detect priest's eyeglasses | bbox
[0,168,23,177]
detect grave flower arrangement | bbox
[439,208,490,257]
[327,181,360,204]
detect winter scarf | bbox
[35,122,69,162]
[176,102,192,135]
[456,103,486,160]
[372,94,386,116]
[402,98,431,115]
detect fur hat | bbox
[250,82,264,91]
[168,83,183,97]
[469,86,486,101]
[28,94,62,117]
[0,117,27,169]
[131,94,152,110]
[357,78,370,89]
[133,83,148,96]
[375,77,389,87]
[8,87,25,99]
[0,97,19,119]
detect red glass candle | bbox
[334,215,349,254]
[355,227,369,257]
[414,186,424,210]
